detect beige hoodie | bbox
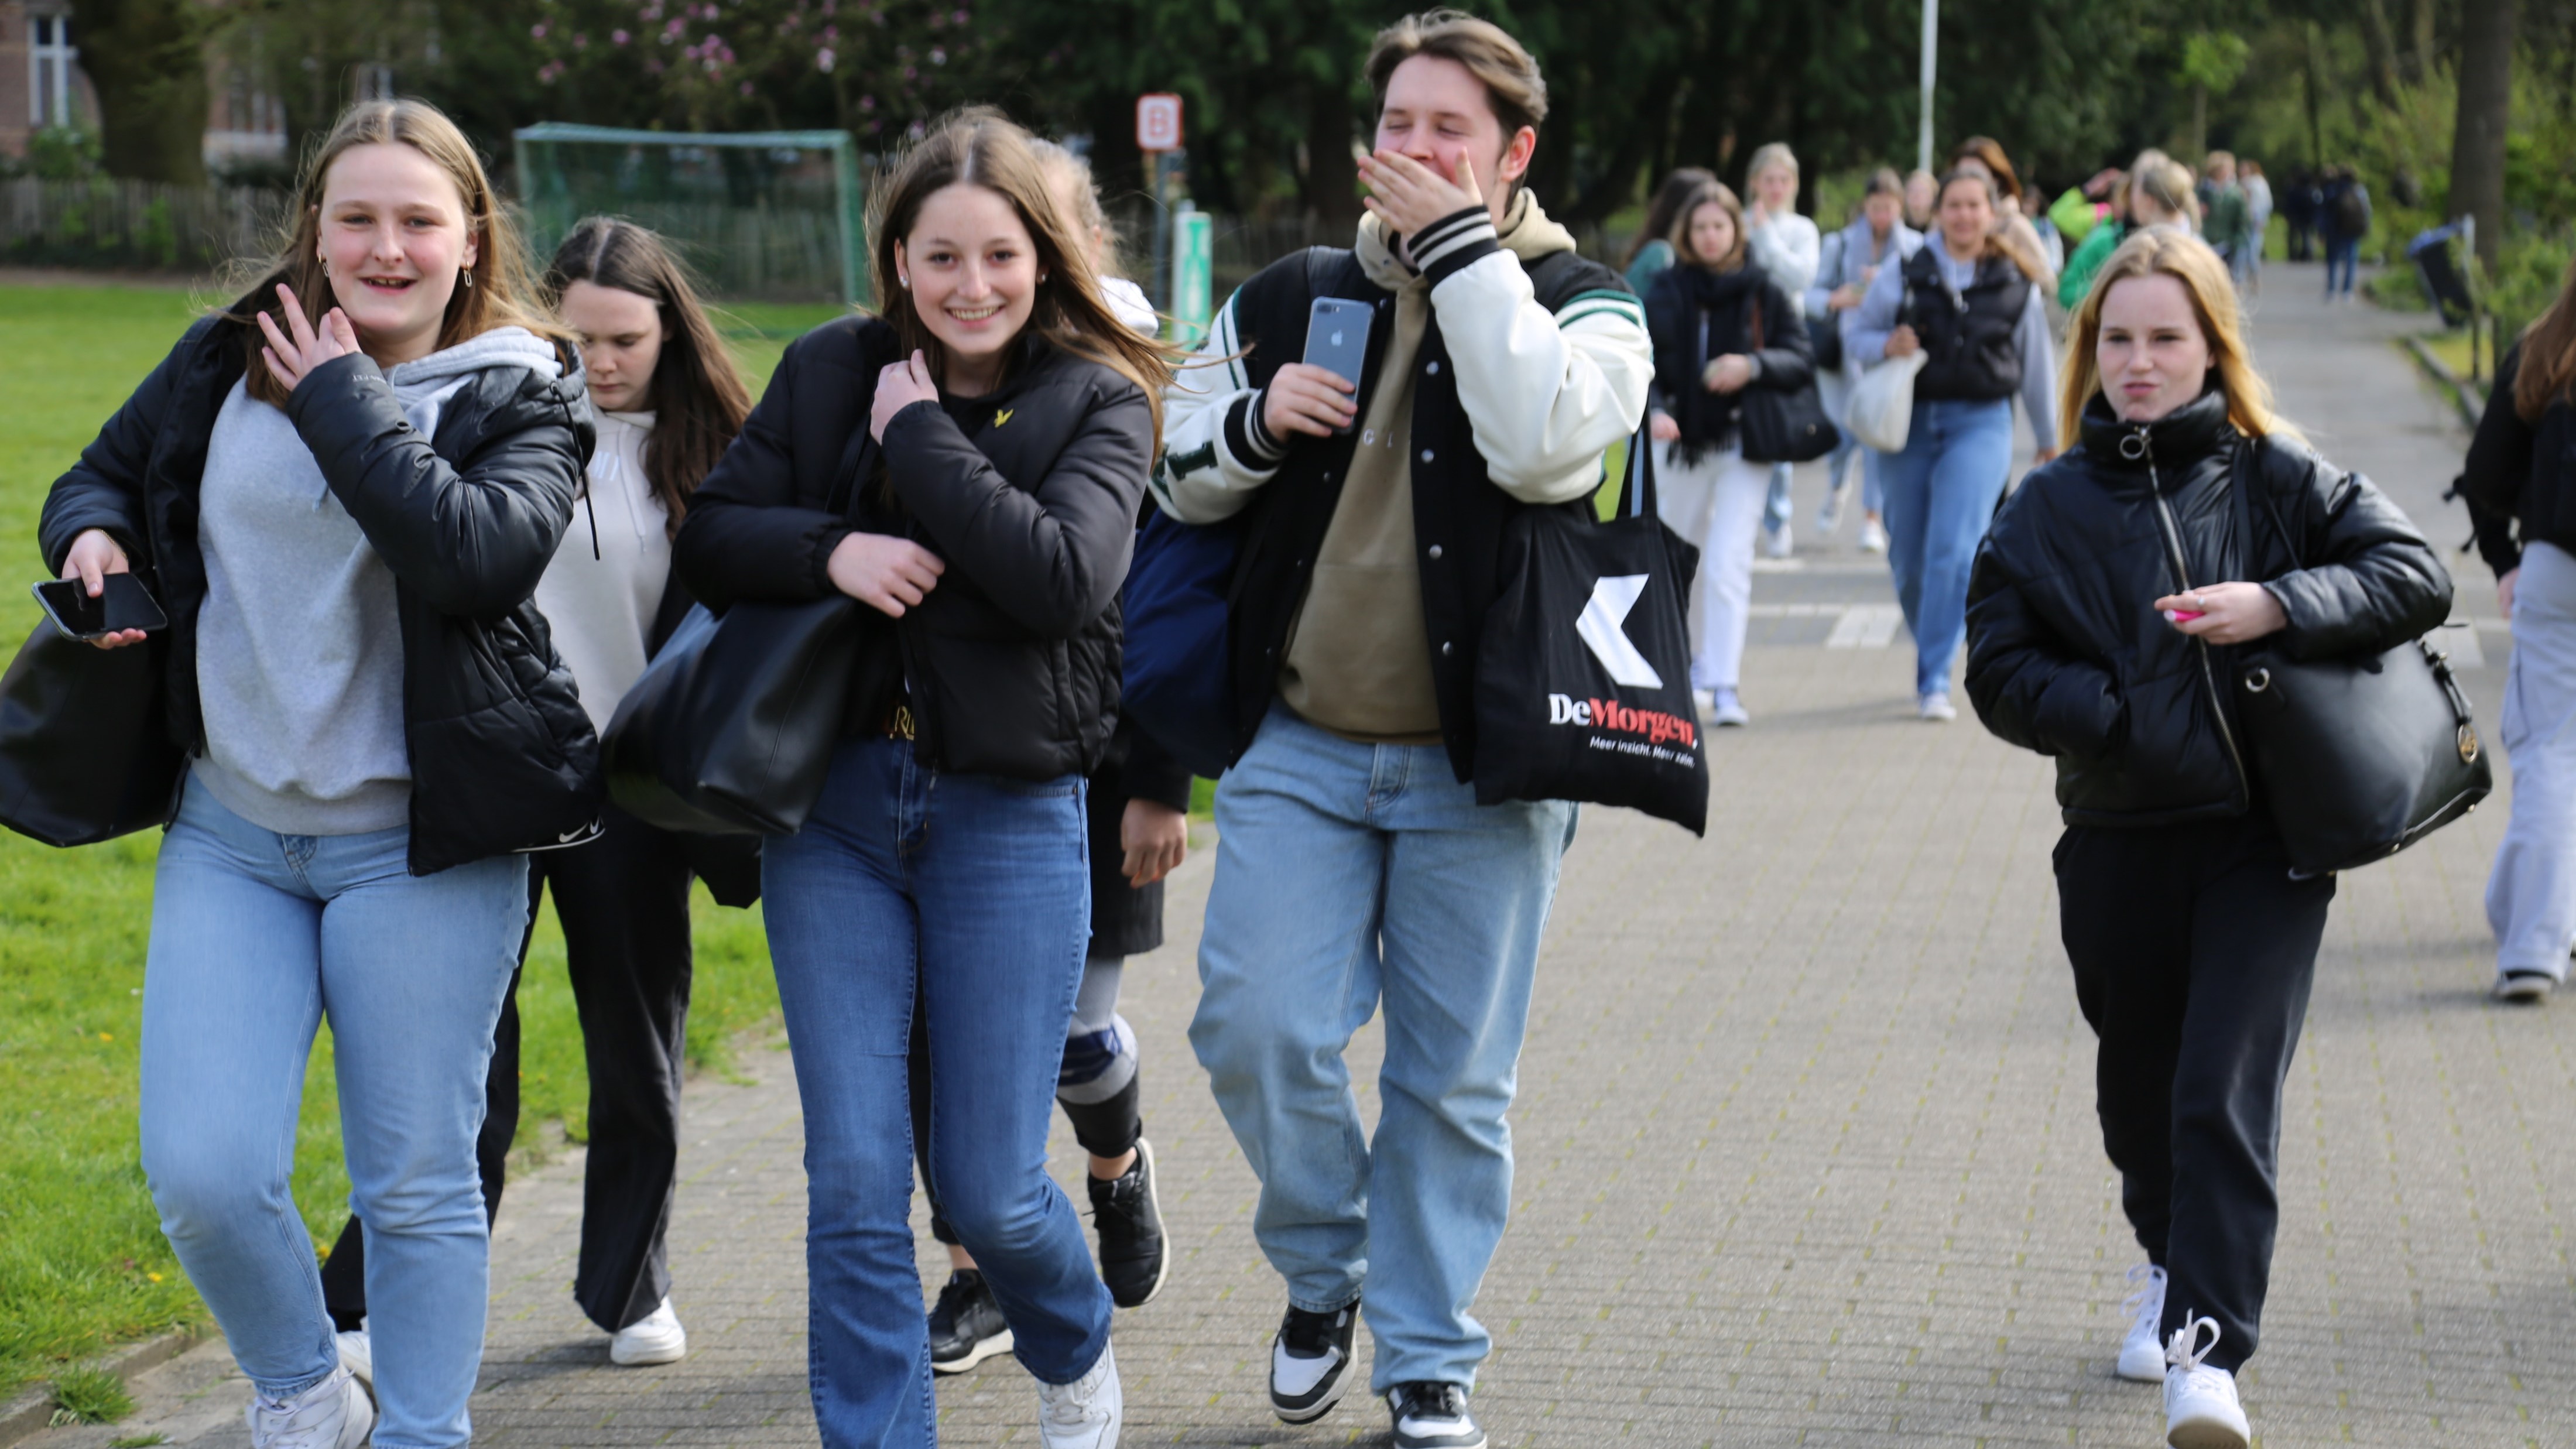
[1278,193,1585,741]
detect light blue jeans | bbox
[2488,541,2576,981]
[1879,396,2016,696]
[763,739,1111,1447]
[139,776,526,1449]
[1189,705,1577,1391]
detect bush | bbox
[25,127,100,182]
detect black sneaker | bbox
[1386,1381,1486,1449]
[1268,1297,1359,1424]
[926,1269,1013,1375]
[1088,1137,1169,1308]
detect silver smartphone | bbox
[1301,297,1373,433]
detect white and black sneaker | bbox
[1386,1381,1485,1449]
[928,1269,1015,1375]
[1268,1298,1359,1424]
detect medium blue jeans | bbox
[2324,237,2360,296]
[1190,705,1577,1391]
[763,738,1111,1447]
[139,775,526,1449]
[1879,396,2016,697]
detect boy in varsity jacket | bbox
[1152,14,1649,1449]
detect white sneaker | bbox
[1918,692,1957,722]
[2162,1317,2250,1449]
[244,1365,373,1449]
[333,1323,372,1393]
[1037,1338,1122,1448]
[1763,523,1795,559]
[1691,687,1715,719]
[1710,688,1750,728]
[610,1297,688,1366]
[1858,516,1889,553]
[2115,1264,2167,1382]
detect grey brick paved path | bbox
[40,272,2576,1447]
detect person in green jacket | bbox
[2058,153,2196,310]
[1625,166,1718,296]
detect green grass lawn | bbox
[0,284,842,1402]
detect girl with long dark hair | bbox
[318,216,757,1378]
[40,98,596,1449]
[1624,166,1719,297]
[675,108,1174,1447]
[2464,249,2576,1002]
[1645,179,1815,727]
[1967,229,2448,1449]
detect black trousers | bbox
[2054,814,2333,1372]
[323,809,696,1334]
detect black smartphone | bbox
[33,573,168,641]
[1301,297,1373,433]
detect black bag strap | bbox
[1623,417,1661,522]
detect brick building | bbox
[0,1,287,172]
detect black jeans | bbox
[2054,814,2333,1372]
[324,809,696,1334]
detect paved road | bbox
[43,272,2576,1448]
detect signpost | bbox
[1138,93,1184,313]
[1171,205,1214,343]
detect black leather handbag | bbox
[601,426,882,837]
[2228,447,2492,876]
[0,597,183,847]
[1736,294,1839,465]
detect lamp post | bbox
[1918,0,1938,174]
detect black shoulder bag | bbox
[1471,424,1711,834]
[2226,440,2491,876]
[1736,293,1840,465]
[602,426,885,837]
[0,573,184,847]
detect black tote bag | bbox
[1736,294,1839,465]
[0,603,183,847]
[2228,443,2492,876]
[1471,427,1711,834]
[601,425,881,837]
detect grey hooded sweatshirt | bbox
[192,327,565,837]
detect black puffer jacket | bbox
[675,316,1152,781]
[1643,264,1814,456]
[2459,341,2576,576]
[1965,390,2452,827]
[38,305,602,873]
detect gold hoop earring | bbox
[460,267,476,289]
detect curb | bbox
[2402,334,2486,433]
[0,1330,198,1448]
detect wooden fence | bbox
[0,179,286,270]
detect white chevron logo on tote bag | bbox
[1575,574,1664,688]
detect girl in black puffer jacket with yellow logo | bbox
[1965,228,2449,1449]
[674,109,1174,1449]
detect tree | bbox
[66,0,211,183]
[2176,30,2250,162]
[2449,0,2515,268]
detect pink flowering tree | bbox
[524,0,990,137]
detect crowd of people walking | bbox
[26,6,2576,1449]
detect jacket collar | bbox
[1354,188,1576,292]
[2080,388,2235,469]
